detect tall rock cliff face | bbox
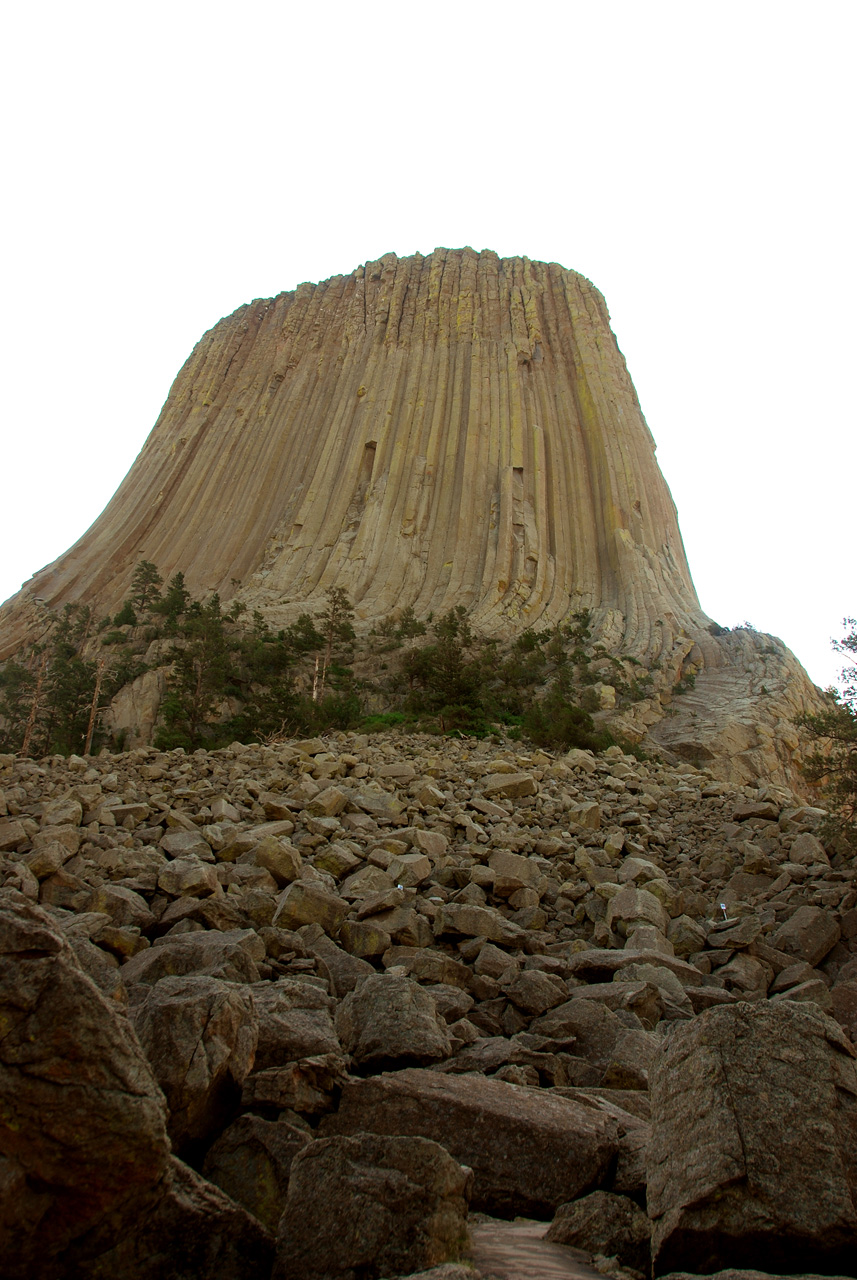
[0,249,704,658]
[0,249,825,789]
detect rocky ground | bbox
[3,730,857,1279]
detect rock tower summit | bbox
[0,248,706,657]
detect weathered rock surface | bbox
[322,1067,617,1217]
[335,974,452,1069]
[546,1190,651,1273]
[0,890,170,1277]
[129,974,258,1153]
[201,1114,309,1233]
[647,1001,857,1275]
[0,889,273,1279]
[273,1133,472,1280]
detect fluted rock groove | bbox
[1,248,705,659]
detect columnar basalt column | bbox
[1,248,706,659]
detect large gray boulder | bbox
[272,1133,472,1280]
[335,973,452,1069]
[0,890,273,1280]
[321,1066,618,1217]
[252,977,340,1069]
[129,974,258,1153]
[647,1001,857,1275]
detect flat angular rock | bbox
[306,785,349,817]
[335,973,452,1069]
[0,818,27,851]
[241,1053,350,1114]
[271,880,348,935]
[158,854,220,898]
[160,829,214,860]
[273,1133,472,1280]
[40,794,83,828]
[252,978,340,1069]
[321,1066,618,1217]
[771,905,841,966]
[433,902,524,947]
[253,836,303,885]
[606,884,669,936]
[480,772,538,799]
[121,927,264,985]
[388,851,433,887]
[501,968,567,1016]
[309,932,374,996]
[338,917,392,956]
[648,1000,857,1275]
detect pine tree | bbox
[157,594,232,748]
[129,560,163,611]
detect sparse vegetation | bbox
[800,618,857,850]
[0,565,667,757]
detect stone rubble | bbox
[2,729,857,1278]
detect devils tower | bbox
[0,249,704,652]
[0,248,823,785]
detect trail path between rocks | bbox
[470,1220,606,1280]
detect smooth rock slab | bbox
[321,1067,618,1218]
[647,1000,857,1275]
[273,1133,472,1280]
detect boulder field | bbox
[2,730,857,1279]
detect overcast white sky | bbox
[1,1,854,689]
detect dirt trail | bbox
[470,1220,606,1280]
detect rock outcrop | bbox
[0,249,704,654]
[0,249,827,791]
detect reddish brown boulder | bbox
[272,1133,471,1280]
[129,974,258,1154]
[0,890,170,1278]
[321,1066,617,1217]
[648,1001,857,1275]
